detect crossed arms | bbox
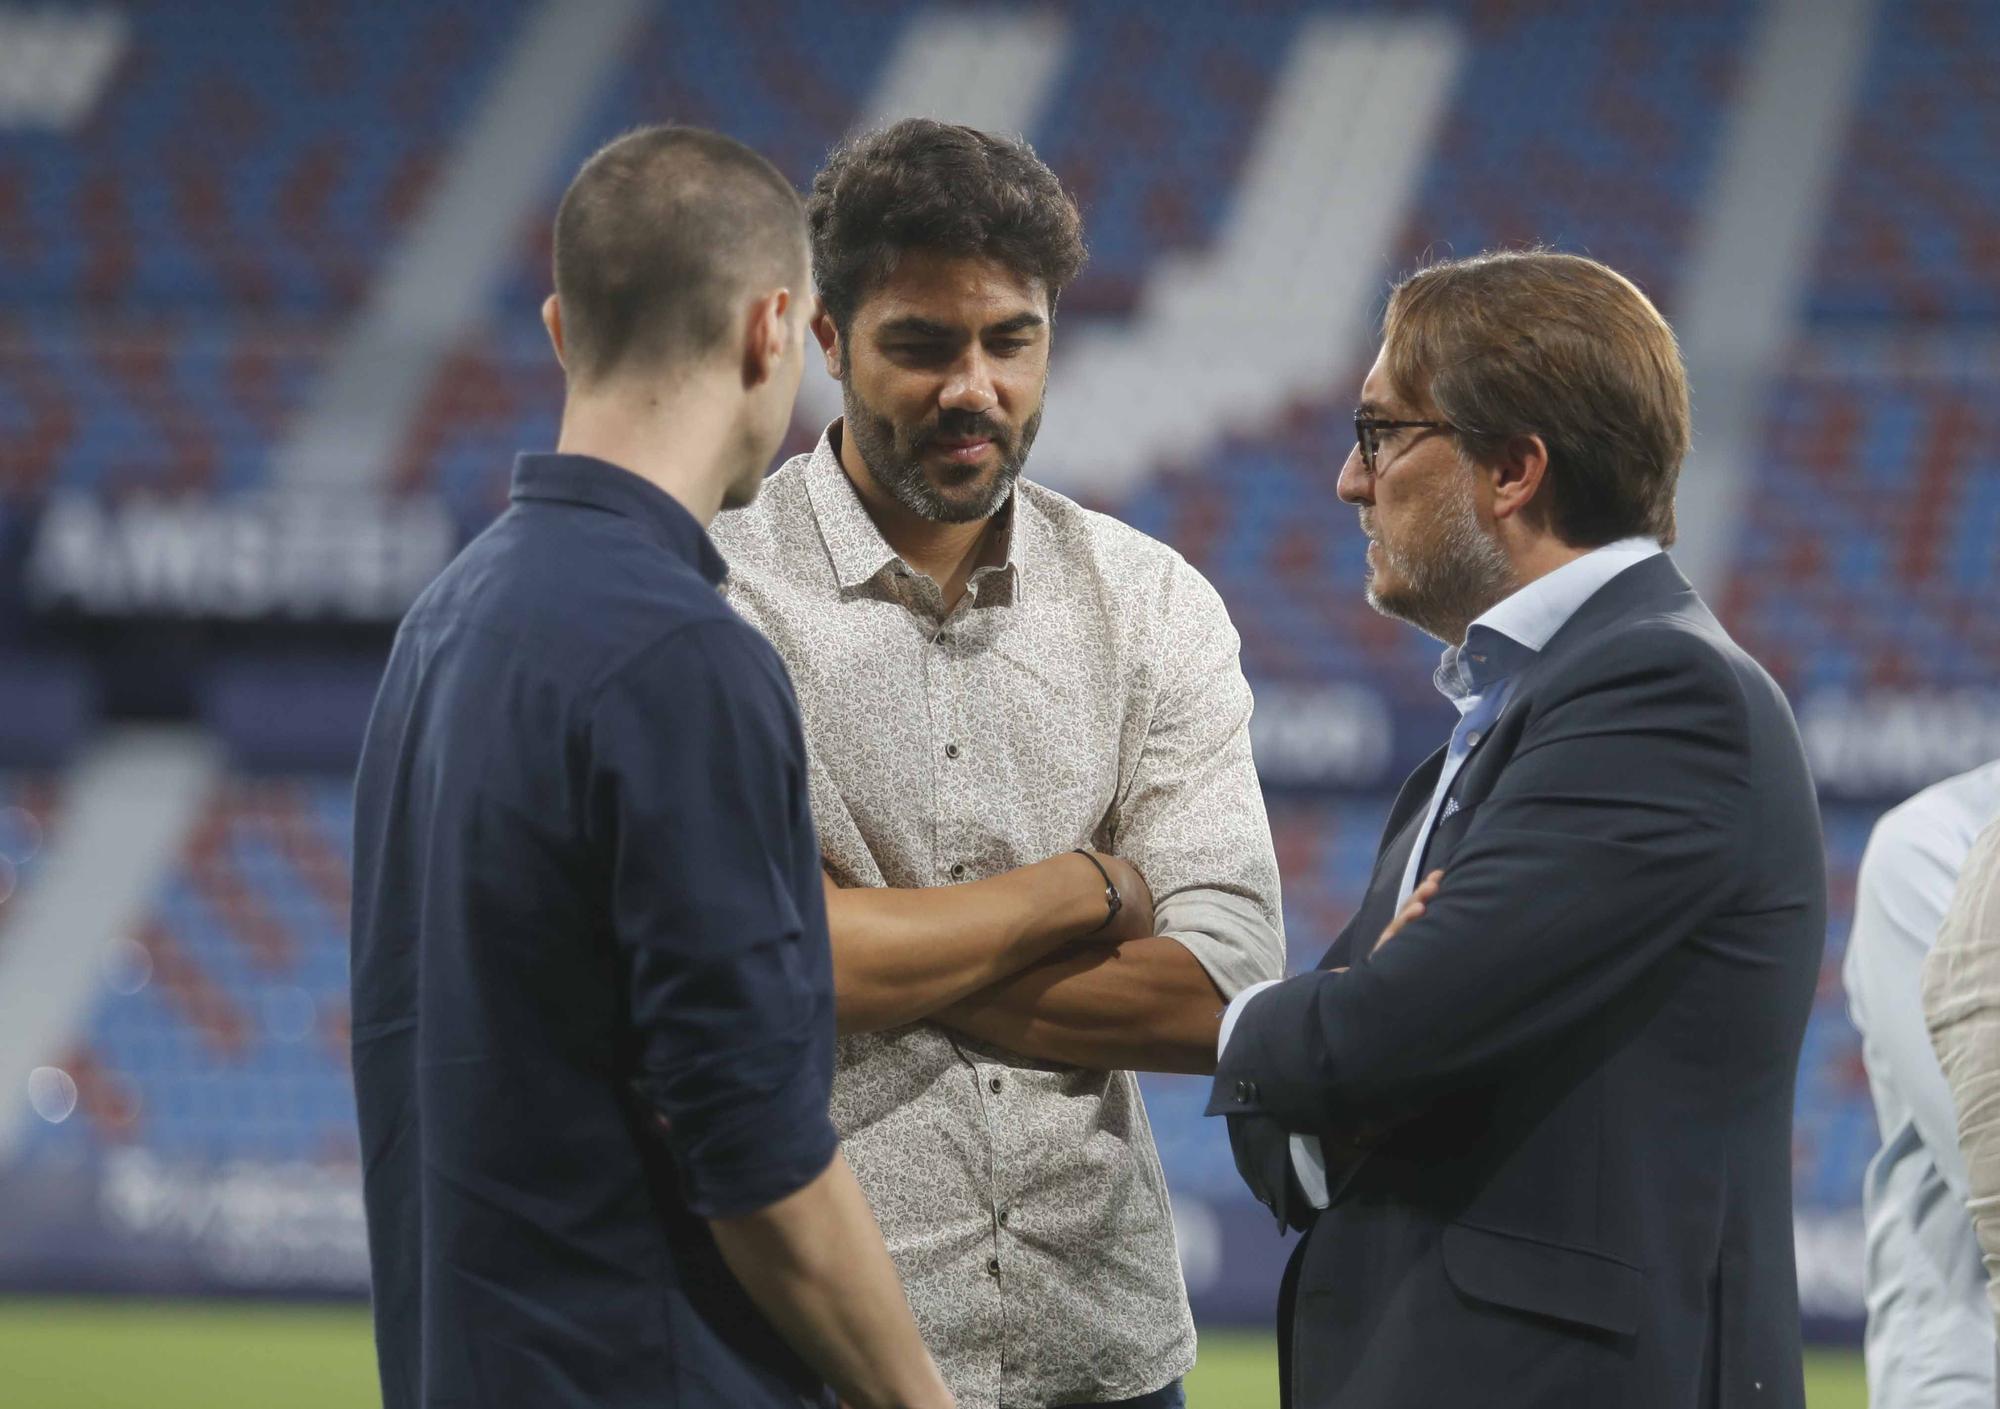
[824,852,1234,1074]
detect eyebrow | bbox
[986,312,1046,336]
[875,312,1047,340]
[877,316,958,339]
[1354,400,1389,419]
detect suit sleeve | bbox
[1212,625,1751,1128]
[589,621,841,1218]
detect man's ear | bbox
[811,302,843,379]
[1488,432,1552,525]
[541,294,566,370]
[743,288,792,389]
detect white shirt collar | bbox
[1437,537,1663,700]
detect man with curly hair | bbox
[711,119,1286,1409]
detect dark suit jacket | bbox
[1209,555,1824,1409]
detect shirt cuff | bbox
[1217,978,1281,1059]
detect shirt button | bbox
[951,862,967,880]
[987,1257,1001,1277]
[1466,730,1483,748]
[944,742,960,759]
[988,1075,1002,1094]
[998,1206,1011,1227]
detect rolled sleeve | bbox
[1925,817,2000,1329]
[589,621,840,1218]
[1115,557,1285,997]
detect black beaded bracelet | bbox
[1072,849,1123,934]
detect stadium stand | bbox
[0,0,524,503]
[0,329,327,500]
[2,0,1990,1343]
[1793,804,1880,1215]
[0,1,524,318]
[1808,0,2000,326]
[1388,0,1754,315]
[1725,367,2000,699]
[16,775,356,1167]
[0,772,56,911]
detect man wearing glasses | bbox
[1210,251,1825,1409]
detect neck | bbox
[835,422,1000,597]
[1507,534,1597,595]
[1448,534,1601,646]
[555,370,740,526]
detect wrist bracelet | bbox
[1072,849,1123,934]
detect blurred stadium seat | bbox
[0,0,1992,1364]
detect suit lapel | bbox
[1319,745,1444,971]
[1315,554,1704,976]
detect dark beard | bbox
[841,381,1040,524]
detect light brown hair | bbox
[1381,250,1689,547]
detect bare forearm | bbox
[936,936,1227,1074]
[710,1152,952,1409]
[825,854,1124,1035]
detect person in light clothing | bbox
[1924,804,2000,1360]
[712,119,1284,1409]
[1848,759,2000,1407]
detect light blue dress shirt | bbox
[1220,536,1663,1208]
[1845,759,2000,1408]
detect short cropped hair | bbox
[806,119,1086,335]
[552,125,806,383]
[1382,250,1689,547]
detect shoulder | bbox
[1014,480,1236,637]
[1863,762,2000,890]
[1539,609,1750,721]
[413,502,738,655]
[708,453,816,579]
[591,612,798,724]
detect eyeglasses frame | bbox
[1353,415,1455,477]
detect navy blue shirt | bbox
[351,453,839,1409]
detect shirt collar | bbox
[509,452,727,586]
[801,421,1026,601]
[1435,536,1663,700]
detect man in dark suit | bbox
[350,127,949,1409]
[1209,250,1825,1408]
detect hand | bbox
[1374,870,1441,954]
[1084,851,1155,944]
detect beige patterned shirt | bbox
[1925,815,2000,1333]
[711,425,1284,1408]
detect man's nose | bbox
[939,351,998,416]
[1336,443,1372,506]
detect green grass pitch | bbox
[0,1300,1868,1407]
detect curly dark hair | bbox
[806,119,1086,337]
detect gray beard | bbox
[1365,487,1515,646]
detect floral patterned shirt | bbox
[710,424,1285,1408]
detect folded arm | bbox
[823,851,1153,1034]
[939,560,1287,1072]
[1214,627,1758,1132]
[938,934,1227,1074]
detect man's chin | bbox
[920,468,1014,523]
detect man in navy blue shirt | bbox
[351,126,950,1409]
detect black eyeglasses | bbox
[1354,415,1453,476]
